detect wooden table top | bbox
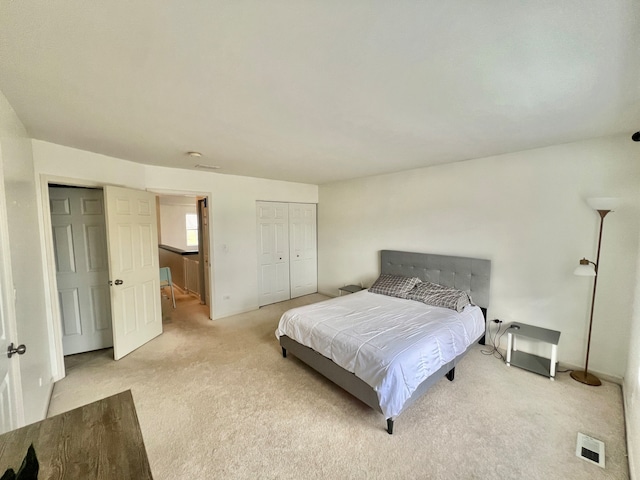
[0,390,153,479]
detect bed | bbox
[277,250,491,434]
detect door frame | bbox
[197,198,208,305]
[39,177,215,381]
[39,175,104,381]
[133,187,213,320]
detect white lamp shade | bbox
[586,197,620,211]
[574,263,596,276]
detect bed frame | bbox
[280,250,491,434]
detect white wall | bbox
[32,140,147,190]
[31,141,318,321]
[158,196,197,251]
[318,135,640,380]
[0,92,53,424]
[624,226,640,479]
[144,166,318,318]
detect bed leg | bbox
[446,367,455,381]
[282,347,287,358]
[479,308,487,345]
[386,418,394,435]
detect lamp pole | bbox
[571,209,610,386]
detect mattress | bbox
[276,290,485,418]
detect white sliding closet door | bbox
[289,203,317,298]
[257,202,290,306]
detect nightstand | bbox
[339,284,364,296]
[505,322,561,380]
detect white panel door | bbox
[49,187,113,355]
[257,202,290,306]
[0,164,22,434]
[104,186,162,360]
[289,203,317,298]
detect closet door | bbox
[50,187,113,355]
[289,203,317,298]
[257,202,290,306]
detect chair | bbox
[159,267,176,308]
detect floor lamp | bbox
[571,197,618,386]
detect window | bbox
[186,213,198,247]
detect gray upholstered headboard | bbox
[380,250,491,310]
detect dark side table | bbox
[505,322,561,380]
[339,285,364,296]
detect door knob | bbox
[114,279,124,285]
[7,343,26,358]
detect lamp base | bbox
[570,370,602,386]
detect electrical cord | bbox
[480,320,508,361]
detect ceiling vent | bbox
[194,164,221,170]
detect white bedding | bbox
[276,290,485,418]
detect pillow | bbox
[405,282,473,312]
[368,274,421,298]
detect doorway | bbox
[41,178,214,381]
[44,180,167,380]
[156,194,211,321]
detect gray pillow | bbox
[368,274,421,298]
[405,282,473,312]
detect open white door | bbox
[104,186,162,360]
[0,159,23,433]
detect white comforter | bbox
[276,290,485,419]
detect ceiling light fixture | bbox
[187,151,202,158]
[194,164,221,170]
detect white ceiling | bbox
[1,1,639,185]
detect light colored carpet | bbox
[50,293,629,479]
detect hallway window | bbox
[186,213,198,247]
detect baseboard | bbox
[43,380,54,419]
[623,384,637,480]
[214,305,258,320]
[317,289,338,298]
[490,353,624,385]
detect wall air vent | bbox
[575,432,605,468]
